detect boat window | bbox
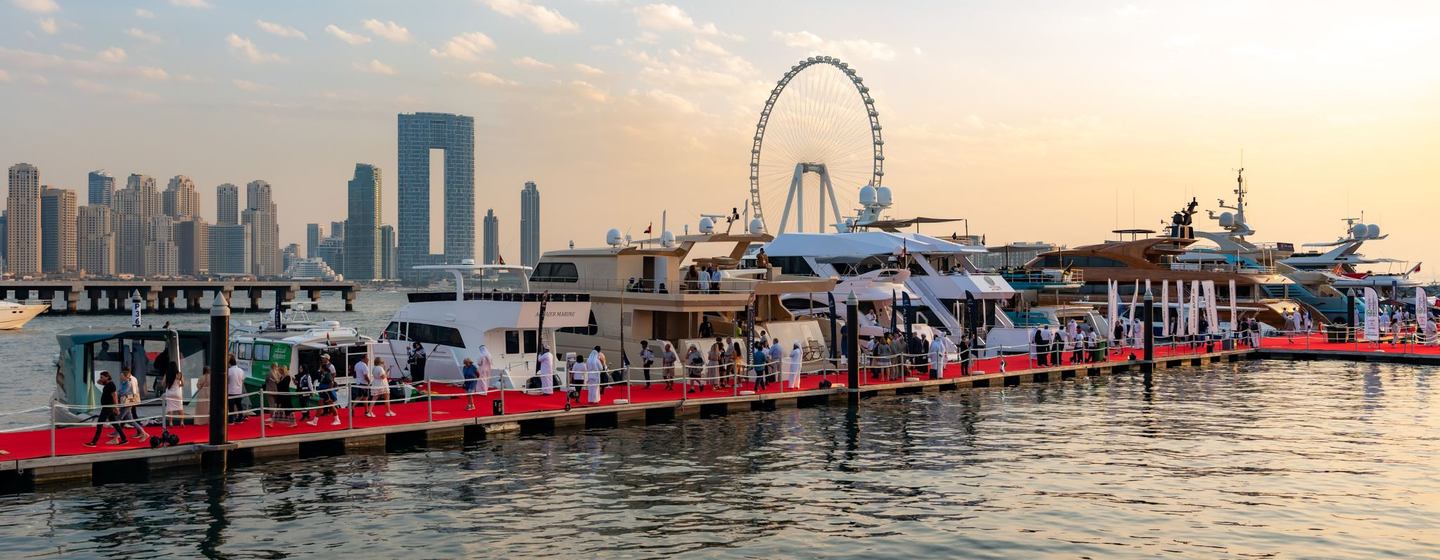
[559,311,599,336]
[1037,255,1126,268]
[383,321,404,341]
[253,343,271,362]
[237,342,253,360]
[408,323,465,348]
[505,330,520,354]
[532,262,579,283]
[524,331,537,354]
[769,256,816,276]
[907,261,928,276]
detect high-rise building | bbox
[216,183,239,226]
[145,215,178,277]
[483,208,499,264]
[7,163,42,276]
[520,181,541,267]
[115,174,162,276]
[208,223,251,276]
[330,220,346,240]
[174,218,209,277]
[242,180,280,277]
[163,175,200,221]
[315,236,344,274]
[281,243,301,273]
[378,225,395,280]
[40,186,78,275]
[0,211,7,270]
[306,223,324,258]
[88,170,115,206]
[344,163,382,281]
[77,205,114,276]
[397,112,475,283]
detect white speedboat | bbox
[0,300,48,330]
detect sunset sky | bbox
[1,0,1437,276]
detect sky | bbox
[1,0,1437,277]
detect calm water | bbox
[0,358,1436,558]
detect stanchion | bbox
[426,382,434,423]
[258,393,266,439]
[49,405,57,458]
[347,384,354,430]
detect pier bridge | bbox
[0,280,359,314]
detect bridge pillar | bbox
[308,289,320,311]
[186,290,202,312]
[65,289,80,314]
[343,288,355,312]
[248,288,262,311]
[144,289,158,312]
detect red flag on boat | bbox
[644,223,653,234]
[1410,262,1422,275]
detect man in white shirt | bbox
[353,358,371,409]
[226,355,247,423]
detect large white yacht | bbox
[0,300,49,330]
[373,263,592,389]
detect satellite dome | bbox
[698,217,715,234]
[859,184,877,206]
[1351,223,1368,239]
[1366,224,1381,239]
[1218,212,1234,228]
[660,230,675,247]
[461,258,476,265]
[875,186,893,207]
[748,218,764,235]
[605,228,623,246]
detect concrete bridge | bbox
[0,280,359,314]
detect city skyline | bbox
[0,2,1437,277]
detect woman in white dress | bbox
[476,344,493,394]
[164,372,185,424]
[370,357,396,417]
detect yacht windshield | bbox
[470,268,530,292]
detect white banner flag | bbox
[1175,280,1185,337]
[1161,280,1170,338]
[1228,279,1238,333]
[1363,287,1380,340]
[1203,280,1219,335]
[1189,280,1201,336]
[1416,287,1430,336]
[1107,280,1119,345]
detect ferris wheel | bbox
[749,55,884,234]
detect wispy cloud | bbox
[773,30,895,62]
[481,0,579,34]
[226,34,285,64]
[72,78,159,102]
[169,0,210,8]
[362,19,412,43]
[37,17,58,35]
[0,45,169,81]
[256,19,307,40]
[634,4,739,40]
[430,32,496,61]
[354,59,396,75]
[97,47,127,63]
[571,80,609,102]
[325,24,370,45]
[0,69,11,82]
[126,27,162,44]
[232,78,270,92]
[514,56,554,69]
[573,63,604,76]
[134,8,155,19]
[467,70,517,86]
[12,0,59,14]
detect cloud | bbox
[325,24,370,45]
[481,0,579,34]
[134,8,155,19]
[169,0,210,7]
[1114,4,1152,18]
[430,32,496,61]
[0,69,10,82]
[633,4,738,39]
[773,30,895,62]
[514,56,554,69]
[72,78,159,102]
[256,19,306,40]
[126,28,162,44]
[136,66,167,80]
[573,63,604,76]
[12,0,59,14]
[37,17,58,35]
[571,80,608,102]
[643,88,696,113]
[97,47,127,63]
[362,19,412,43]
[226,34,285,64]
[231,78,269,92]
[354,59,396,75]
[467,70,517,86]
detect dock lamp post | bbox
[1142,288,1155,380]
[846,291,860,407]
[208,292,230,446]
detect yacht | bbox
[0,300,49,330]
[373,263,592,390]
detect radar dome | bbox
[858,184,877,206]
[605,228,623,246]
[698,217,715,234]
[876,186,893,207]
[1366,224,1381,239]
[1218,212,1234,228]
[748,218,764,235]
[461,258,476,265]
[1351,223,1368,239]
[660,230,675,247]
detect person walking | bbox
[767,338,784,386]
[372,357,396,417]
[163,370,185,425]
[476,344,493,394]
[787,342,803,389]
[296,366,318,427]
[585,346,604,404]
[318,355,341,426]
[685,344,703,392]
[462,357,480,411]
[538,345,555,396]
[752,344,769,391]
[407,341,428,383]
[639,340,655,388]
[84,371,127,447]
[117,368,148,440]
[928,334,947,379]
[226,355,247,424]
[661,343,678,390]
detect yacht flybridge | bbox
[374,263,592,389]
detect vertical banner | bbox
[1228,279,1238,333]
[1417,287,1430,337]
[1203,280,1219,333]
[1161,280,1170,338]
[1126,280,1139,346]
[1188,280,1201,336]
[1107,280,1119,345]
[1363,287,1380,341]
[1175,280,1185,337]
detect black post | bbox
[846,292,859,407]
[208,293,230,446]
[1345,288,1356,342]
[1142,288,1155,378]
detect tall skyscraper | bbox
[174,218,209,277]
[6,163,41,276]
[163,175,200,221]
[88,170,115,206]
[397,112,475,283]
[208,224,251,276]
[145,215,179,277]
[216,183,239,226]
[520,181,541,268]
[330,220,346,240]
[242,180,280,276]
[77,205,115,276]
[0,211,8,270]
[115,174,162,276]
[483,208,499,264]
[40,186,77,275]
[344,163,382,281]
[379,225,396,280]
[306,223,324,258]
